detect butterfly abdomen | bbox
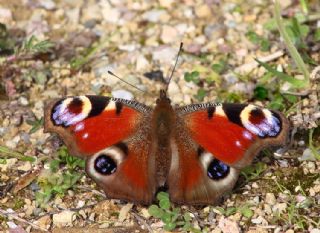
[152,97,176,187]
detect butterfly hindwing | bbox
[44,95,157,203]
[168,117,240,204]
[85,134,156,203]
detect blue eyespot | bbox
[207,159,230,180]
[94,154,117,175]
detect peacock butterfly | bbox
[43,44,289,205]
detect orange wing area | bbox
[176,149,203,190]
[120,146,149,189]
[70,107,140,154]
[184,111,257,165]
[85,134,155,204]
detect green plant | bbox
[14,35,54,58]
[184,71,200,84]
[70,38,109,71]
[214,203,254,218]
[246,31,271,51]
[253,86,269,100]
[36,146,84,207]
[0,146,36,162]
[148,192,201,232]
[255,59,304,110]
[26,117,44,134]
[195,88,207,101]
[241,162,267,182]
[50,146,85,171]
[0,23,14,55]
[308,128,320,160]
[274,0,310,86]
[272,179,319,230]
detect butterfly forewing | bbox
[176,103,289,169]
[44,95,157,203]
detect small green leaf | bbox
[0,158,7,164]
[184,71,200,84]
[225,207,237,216]
[256,59,307,88]
[184,72,192,82]
[164,222,176,231]
[161,212,172,224]
[159,198,171,210]
[27,117,44,134]
[240,206,253,218]
[268,94,285,110]
[253,86,268,100]
[183,212,191,221]
[211,63,224,74]
[214,207,225,215]
[260,39,270,51]
[157,191,169,201]
[314,28,320,42]
[49,159,60,172]
[148,205,163,218]
[283,94,297,103]
[246,31,260,43]
[195,88,207,101]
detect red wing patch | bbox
[70,107,140,154]
[184,110,257,165]
[44,96,148,157]
[176,149,203,190]
[120,146,149,189]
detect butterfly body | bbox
[44,90,289,205]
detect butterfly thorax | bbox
[152,90,175,186]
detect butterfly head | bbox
[156,89,171,105]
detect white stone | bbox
[0,158,18,172]
[218,217,240,233]
[136,55,150,71]
[0,8,12,24]
[101,4,121,24]
[76,200,85,208]
[7,221,18,229]
[52,211,76,227]
[159,0,174,8]
[265,193,276,205]
[195,4,212,18]
[161,25,178,43]
[118,203,133,222]
[17,162,32,172]
[142,10,166,22]
[298,148,317,161]
[152,46,177,64]
[19,96,29,106]
[310,229,320,233]
[140,208,151,219]
[272,203,287,214]
[112,90,134,100]
[40,0,56,10]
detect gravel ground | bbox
[0,0,319,232]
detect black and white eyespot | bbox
[51,96,92,127]
[94,154,117,175]
[198,149,238,187]
[86,143,128,180]
[240,105,281,138]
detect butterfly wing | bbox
[44,95,156,204]
[168,103,289,204]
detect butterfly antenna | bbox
[107,71,151,95]
[165,42,183,92]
